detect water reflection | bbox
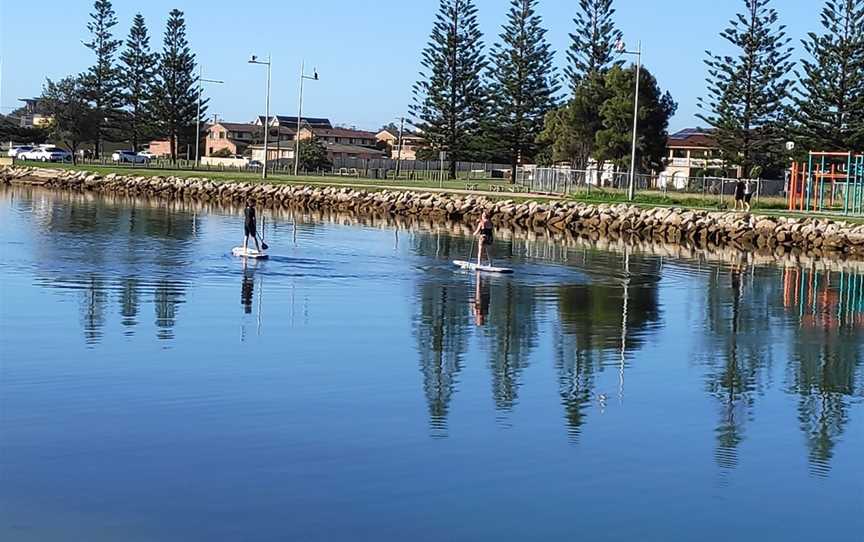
[11,188,194,345]
[3,185,863,480]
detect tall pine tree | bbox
[565,0,622,91]
[151,9,203,163]
[120,14,158,152]
[82,0,122,157]
[488,0,560,181]
[698,0,794,176]
[795,0,864,151]
[411,0,488,178]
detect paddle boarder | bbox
[473,211,494,266]
[243,201,262,252]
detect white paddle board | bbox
[453,260,513,274]
[232,247,269,259]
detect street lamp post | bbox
[248,54,272,179]
[294,60,319,177]
[195,66,224,169]
[395,116,405,178]
[617,39,641,201]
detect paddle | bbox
[260,215,269,250]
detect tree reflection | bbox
[15,188,196,345]
[483,277,539,411]
[555,250,661,440]
[784,268,864,477]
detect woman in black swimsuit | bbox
[473,211,494,266]
[243,201,262,252]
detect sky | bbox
[1,0,816,133]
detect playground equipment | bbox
[788,151,864,215]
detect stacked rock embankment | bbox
[4,165,864,258]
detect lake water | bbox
[1,186,861,541]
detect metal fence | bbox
[53,156,511,180]
[518,167,786,201]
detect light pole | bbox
[248,54,271,179]
[295,61,319,177]
[395,116,405,178]
[617,39,641,201]
[195,66,224,168]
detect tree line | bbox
[412,0,864,180]
[39,1,203,162]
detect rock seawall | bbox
[5,165,864,258]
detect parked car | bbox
[112,150,150,163]
[19,146,72,162]
[8,145,35,158]
[246,160,263,169]
[137,150,156,160]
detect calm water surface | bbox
[0,187,862,541]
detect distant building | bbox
[249,140,385,163]
[206,122,257,157]
[299,126,378,147]
[664,128,736,179]
[16,98,53,128]
[375,129,427,160]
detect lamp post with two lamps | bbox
[248,54,271,179]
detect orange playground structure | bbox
[788,151,864,215]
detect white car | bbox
[137,150,156,160]
[8,145,35,158]
[19,146,72,162]
[112,150,150,163]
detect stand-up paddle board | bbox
[453,260,513,274]
[233,247,269,259]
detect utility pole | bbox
[395,116,405,178]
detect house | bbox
[205,122,295,157]
[249,140,385,163]
[16,98,54,128]
[663,128,737,181]
[205,122,257,157]
[299,126,378,148]
[375,129,427,160]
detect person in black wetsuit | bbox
[473,211,494,266]
[243,201,262,252]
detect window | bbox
[690,149,708,159]
[672,148,687,158]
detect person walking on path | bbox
[734,179,746,211]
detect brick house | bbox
[298,126,378,147]
[375,129,427,161]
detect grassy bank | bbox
[12,160,864,223]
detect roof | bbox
[257,115,332,128]
[322,142,385,155]
[308,127,378,139]
[213,122,258,132]
[667,128,717,148]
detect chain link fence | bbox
[518,166,785,204]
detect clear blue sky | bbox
[1,0,816,132]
